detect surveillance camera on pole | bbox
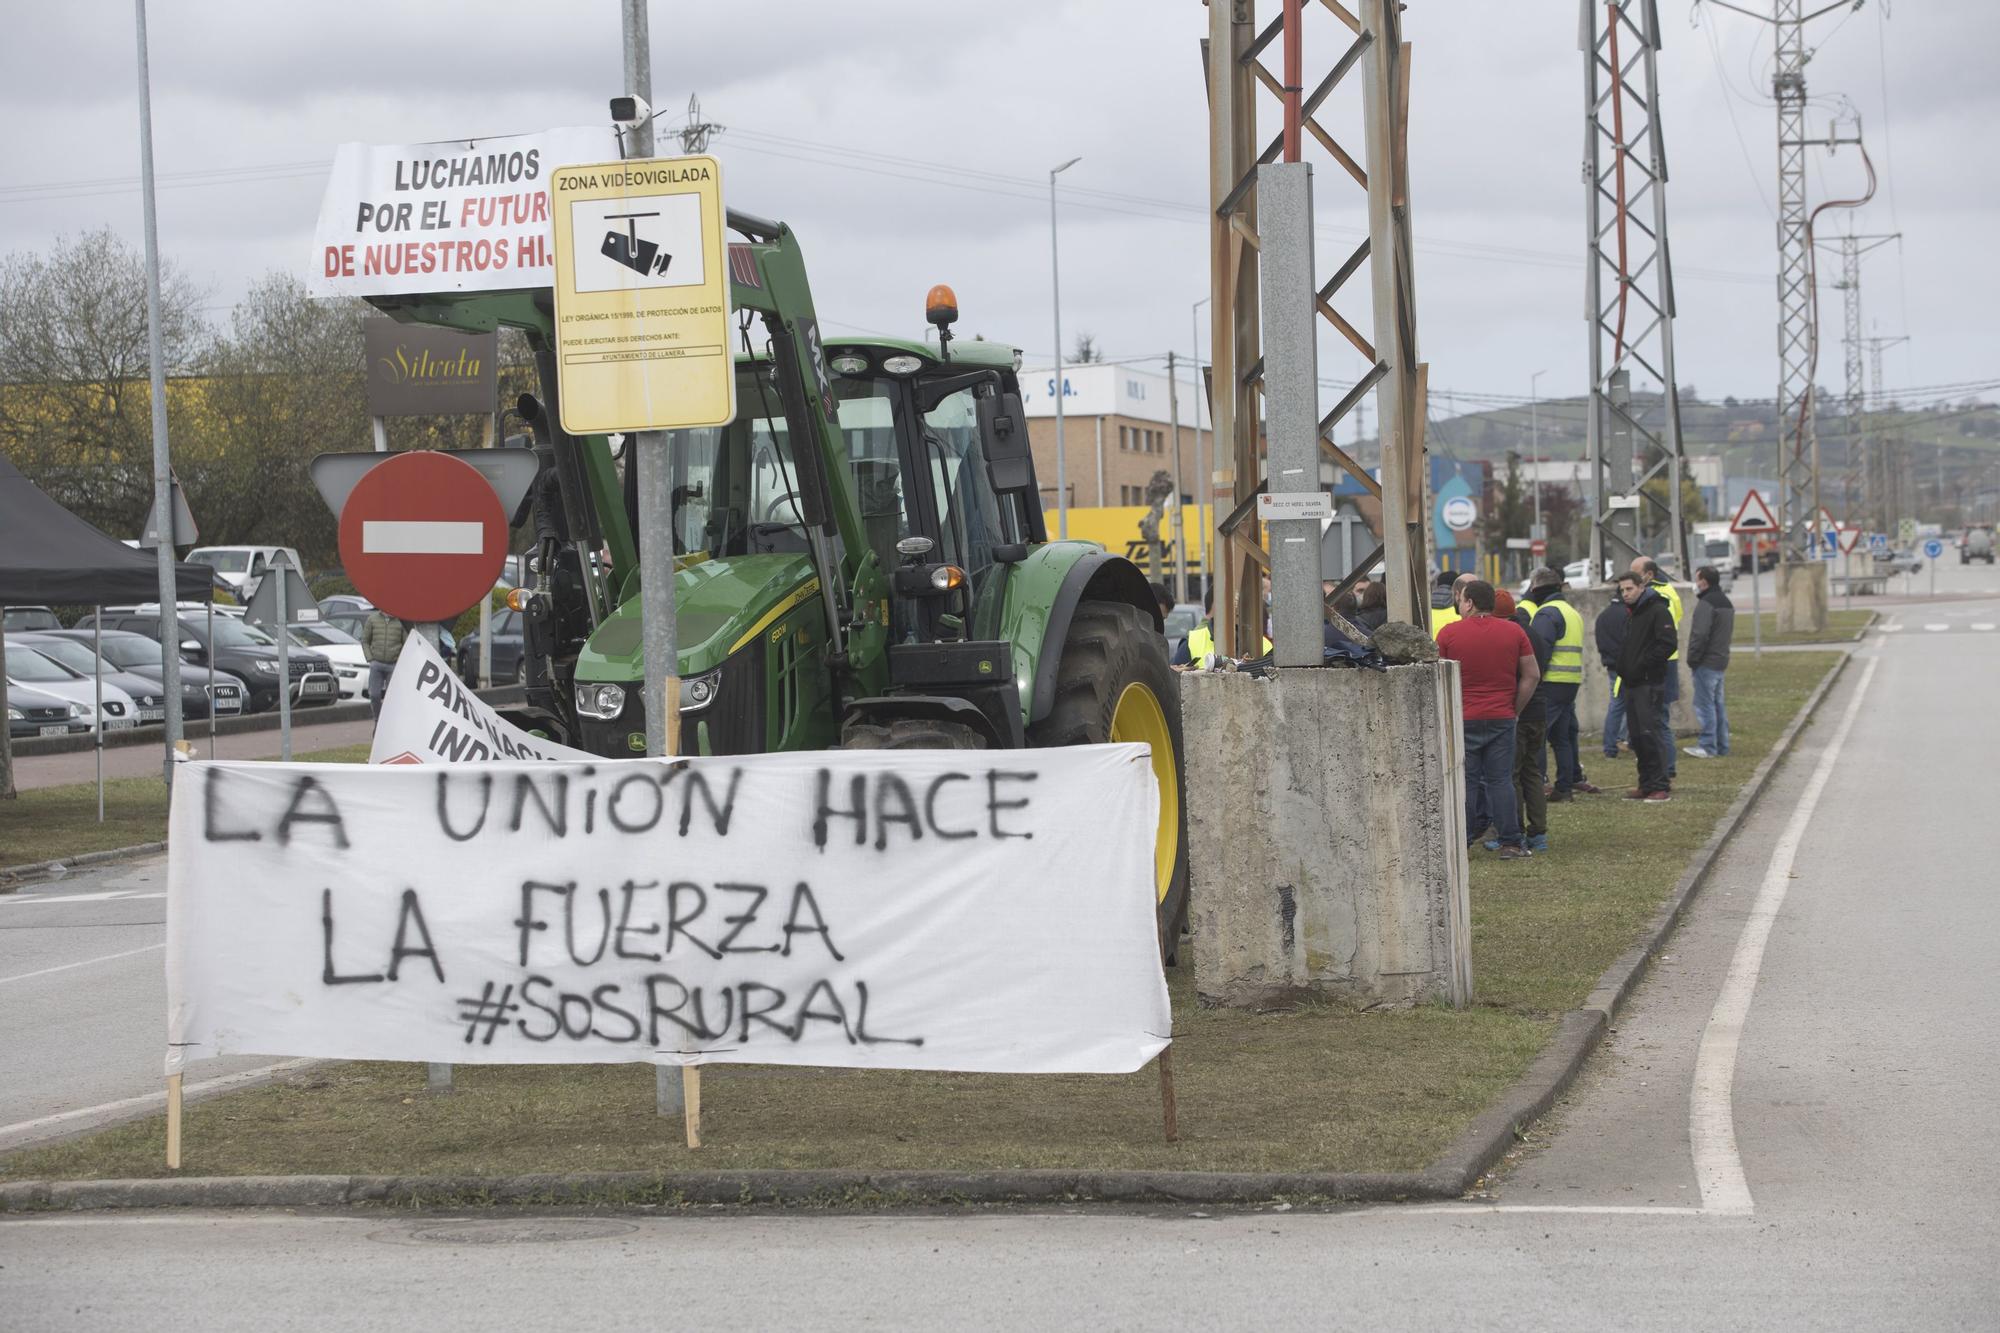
[609,94,653,128]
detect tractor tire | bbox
[841,718,988,750]
[1027,599,1191,964]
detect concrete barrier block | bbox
[1570,584,1696,738]
[1180,663,1471,1011]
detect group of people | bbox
[1432,556,1737,858]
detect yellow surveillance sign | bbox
[549,155,734,434]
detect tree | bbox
[189,273,374,566]
[0,228,209,535]
[1070,332,1101,364]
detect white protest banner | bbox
[310,127,618,298]
[370,634,591,765]
[167,746,1170,1074]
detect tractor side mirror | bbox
[979,391,1034,496]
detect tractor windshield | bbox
[664,364,918,573]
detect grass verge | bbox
[0,654,1840,1183]
[1746,608,1874,645]
[0,743,369,869]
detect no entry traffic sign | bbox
[336,451,507,622]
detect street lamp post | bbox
[1530,368,1547,541]
[1049,157,1081,539]
[1192,295,1211,595]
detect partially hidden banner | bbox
[370,633,591,764]
[167,746,1169,1074]
[310,127,618,298]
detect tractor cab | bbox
[569,321,1045,757]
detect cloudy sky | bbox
[0,1,1982,422]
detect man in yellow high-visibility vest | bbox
[1429,569,1475,637]
[1523,567,1598,800]
[1631,556,1684,784]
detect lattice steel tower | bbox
[1583,0,1688,579]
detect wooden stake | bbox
[1157,1045,1179,1143]
[682,1066,702,1149]
[165,1073,183,1170]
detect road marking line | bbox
[361,519,483,555]
[0,942,162,985]
[1974,624,1996,632]
[1878,621,1902,632]
[0,1059,316,1150]
[1689,656,1878,1219]
[1923,624,1949,632]
[1401,1204,1709,1217]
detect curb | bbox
[1421,646,1854,1192]
[0,841,169,891]
[0,655,1855,1213]
[9,685,524,757]
[0,1166,1448,1213]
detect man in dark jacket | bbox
[1504,589,1556,852]
[1684,566,1736,758]
[1614,571,1680,800]
[1595,596,1630,760]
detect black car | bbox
[43,628,247,720]
[455,607,526,685]
[74,612,335,714]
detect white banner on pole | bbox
[166,746,1170,1075]
[309,127,618,298]
[370,633,590,764]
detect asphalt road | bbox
[4,573,1995,1329]
[0,856,296,1149]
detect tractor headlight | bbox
[881,354,923,376]
[574,682,627,720]
[679,669,721,713]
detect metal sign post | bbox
[275,573,291,762]
[94,608,104,822]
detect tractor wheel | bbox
[841,718,988,750]
[1027,599,1190,963]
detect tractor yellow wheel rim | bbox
[1110,681,1179,904]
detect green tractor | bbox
[370,209,1187,944]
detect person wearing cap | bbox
[1631,556,1684,784]
[1521,567,1596,799]
[1430,569,1476,637]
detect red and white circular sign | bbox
[1530,538,1548,558]
[337,451,508,623]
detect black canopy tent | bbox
[0,454,211,605]
[1,453,213,801]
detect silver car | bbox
[13,634,169,725]
[5,646,139,729]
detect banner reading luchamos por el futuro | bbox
[166,747,1169,1075]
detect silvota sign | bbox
[364,316,498,417]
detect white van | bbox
[187,546,303,597]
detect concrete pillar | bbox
[1570,583,1696,739]
[1775,561,1828,635]
[1180,664,1472,1010]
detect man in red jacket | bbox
[1437,579,1540,859]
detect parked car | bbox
[6,681,89,738]
[4,645,136,729]
[11,634,170,725]
[46,628,247,719]
[455,607,527,685]
[186,545,303,599]
[74,610,335,714]
[3,606,62,632]
[288,621,369,699]
[318,594,374,617]
[1163,602,1202,642]
[1873,548,1923,577]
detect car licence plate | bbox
[38,724,67,737]
[302,679,332,695]
[105,719,135,730]
[139,707,165,722]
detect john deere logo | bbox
[626,732,647,752]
